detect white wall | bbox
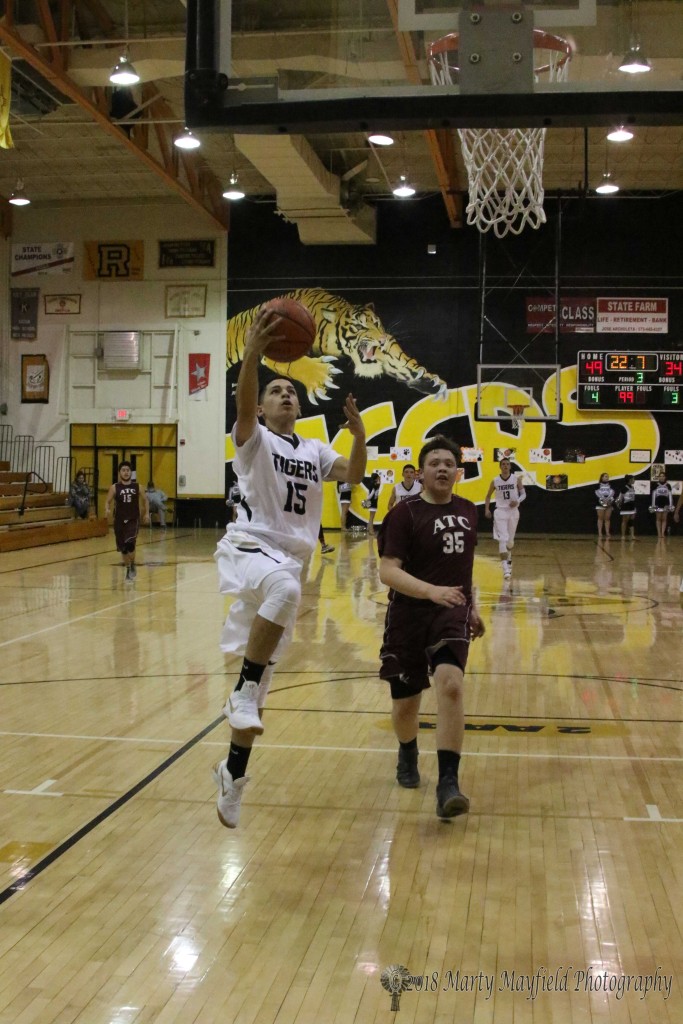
[0,199,227,497]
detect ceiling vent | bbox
[235,134,377,245]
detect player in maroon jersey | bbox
[105,461,149,581]
[378,435,485,819]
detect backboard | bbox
[476,363,562,421]
[185,0,682,133]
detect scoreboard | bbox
[577,351,683,411]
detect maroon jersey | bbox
[114,481,141,526]
[378,494,478,610]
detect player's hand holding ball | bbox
[261,298,316,363]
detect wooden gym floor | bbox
[0,527,681,1023]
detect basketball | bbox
[263,298,316,362]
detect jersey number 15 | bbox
[284,481,307,515]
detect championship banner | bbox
[83,240,144,281]
[11,242,74,277]
[189,353,210,395]
[11,288,40,340]
[0,53,13,150]
[596,297,668,334]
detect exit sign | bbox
[115,409,130,421]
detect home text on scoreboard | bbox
[577,351,683,411]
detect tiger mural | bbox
[226,288,447,403]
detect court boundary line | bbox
[0,715,225,906]
[1,729,681,762]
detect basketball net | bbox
[509,405,527,431]
[429,30,572,237]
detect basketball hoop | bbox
[508,404,528,431]
[428,30,572,237]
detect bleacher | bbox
[0,429,108,551]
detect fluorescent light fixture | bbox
[595,172,619,195]
[368,133,394,146]
[393,175,415,198]
[618,45,651,73]
[223,173,245,201]
[8,180,30,206]
[607,126,634,142]
[174,127,200,150]
[109,55,140,86]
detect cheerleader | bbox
[337,480,352,531]
[362,472,382,536]
[594,472,615,539]
[650,470,673,539]
[615,475,637,539]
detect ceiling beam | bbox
[384,0,462,228]
[0,19,229,232]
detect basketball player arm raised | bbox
[233,308,287,447]
[326,393,367,484]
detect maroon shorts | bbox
[114,518,139,554]
[380,601,470,697]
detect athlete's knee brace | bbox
[259,570,301,628]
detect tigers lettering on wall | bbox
[225,288,668,532]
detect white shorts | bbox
[493,507,520,554]
[214,530,303,661]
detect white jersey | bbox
[492,474,521,508]
[393,480,423,503]
[219,424,339,561]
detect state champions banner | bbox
[11,242,74,277]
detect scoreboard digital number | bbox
[577,351,683,411]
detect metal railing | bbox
[0,424,12,465]
[11,435,34,474]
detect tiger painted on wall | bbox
[226,288,447,403]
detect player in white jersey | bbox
[387,463,423,511]
[212,307,367,828]
[484,458,526,579]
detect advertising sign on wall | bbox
[526,297,596,334]
[596,298,668,333]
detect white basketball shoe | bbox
[224,680,264,734]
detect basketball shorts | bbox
[114,519,139,554]
[214,529,303,660]
[380,601,470,697]
[493,507,519,554]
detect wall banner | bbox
[189,353,210,395]
[44,293,82,315]
[83,241,144,280]
[21,354,49,403]
[526,297,596,334]
[159,239,215,268]
[596,297,668,334]
[11,242,74,277]
[11,288,39,339]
